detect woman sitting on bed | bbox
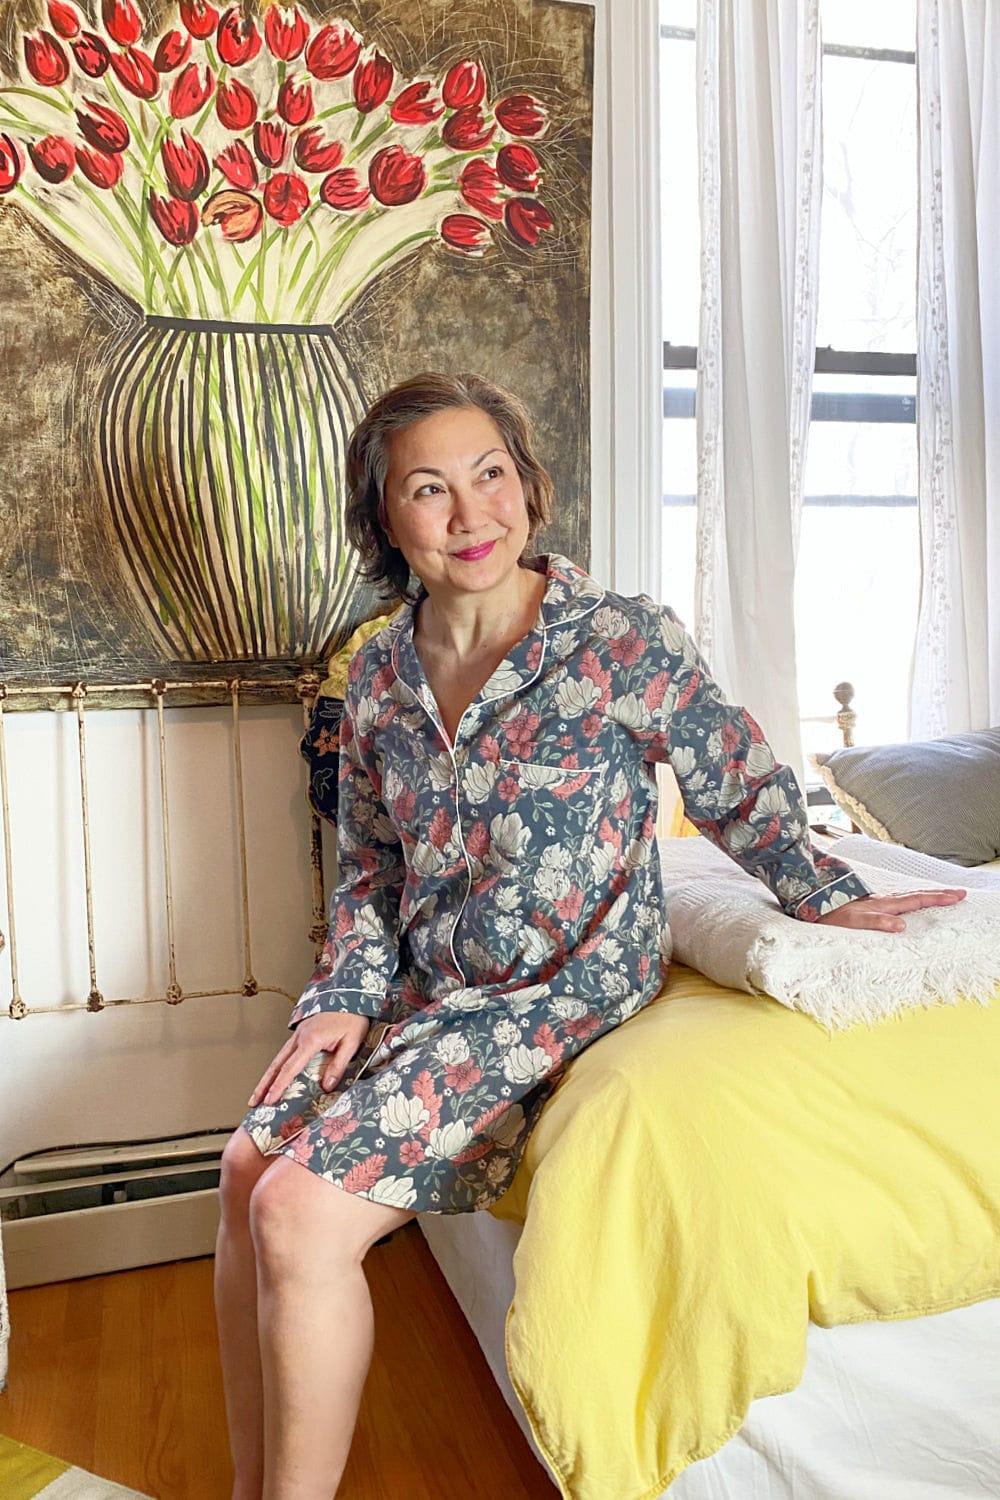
[216,371,966,1498]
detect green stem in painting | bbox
[310,100,354,125]
[201,230,234,320]
[320,228,435,325]
[292,210,372,323]
[231,226,283,319]
[185,241,212,319]
[344,116,390,164]
[101,76,145,149]
[191,232,231,319]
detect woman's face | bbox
[381,405,532,599]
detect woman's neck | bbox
[413,557,547,659]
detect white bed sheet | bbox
[419,1210,1000,1499]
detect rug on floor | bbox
[0,1434,155,1498]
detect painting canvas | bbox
[0,0,593,703]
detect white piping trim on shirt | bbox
[789,868,868,915]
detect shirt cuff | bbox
[287,988,382,1030]
[788,869,875,923]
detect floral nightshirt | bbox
[240,551,874,1213]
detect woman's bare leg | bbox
[247,1154,416,1500]
[215,1126,283,1500]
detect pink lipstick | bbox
[452,539,497,561]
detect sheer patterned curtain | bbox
[694,0,822,792]
[911,0,1000,737]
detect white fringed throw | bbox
[659,835,1000,1030]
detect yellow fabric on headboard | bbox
[317,607,404,699]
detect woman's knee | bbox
[219,1126,274,1220]
[248,1159,415,1268]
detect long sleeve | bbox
[288,686,406,1030]
[635,600,875,923]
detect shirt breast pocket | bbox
[496,756,610,797]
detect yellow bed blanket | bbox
[489,962,1000,1499]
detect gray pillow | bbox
[809,727,1000,867]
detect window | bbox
[658,0,918,776]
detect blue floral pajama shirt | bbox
[240,552,874,1213]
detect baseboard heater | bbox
[0,1132,231,1289]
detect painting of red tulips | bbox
[0,0,592,684]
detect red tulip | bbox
[109,46,160,99]
[442,60,486,110]
[262,170,308,225]
[390,81,443,126]
[28,133,76,183]
[24,31,70,87]
[319,166,369,211]
[71,31,111,76]
[440,213,491,254]
[504,195,553,247]
[47,0,81,39]
[150,190,199,244]
[368,143,425,206]
[458,158,504,221]
[253,119,287,168]
[496,142,540,192]
[76,98,130,153]
[216,8,261,66]
[154,29,191,71]
[305,22,359,81]
[264,5,308,61]
[215,139,257,188]
[442,105,495,151]
[276,73,313,126]
[216,76,257,130]
[161,129,209,199]
[495,93,548,138]
[169,61,214,117]
[101,0,142,48]
[353,51,392,113]
[77,144,125,187]
[0,134,25,195]
[293,125,342,173]
[179,0,218,39]
[202,187,262,240]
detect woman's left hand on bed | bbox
[815,888,968,932]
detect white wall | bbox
[0,0,668,1176]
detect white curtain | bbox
[911,0,1000,737]
[694,0,822,794]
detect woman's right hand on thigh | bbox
[247,1013,372,1107]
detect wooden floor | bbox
[0,1222,556,1499]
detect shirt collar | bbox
[386,550,605,733]
[386,550,604,636]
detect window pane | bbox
[796,377,918,758]
[660,0,695,32]
[815,47,917,353]
[821,0,914,52]
[795,502,920,761]
[806,374,917,497]
[659,21,699,347]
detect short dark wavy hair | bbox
[344,371,555,606]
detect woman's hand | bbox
[246,1012,372,1107]
[815,887,967,933]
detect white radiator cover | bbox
[1,1134,228,1300]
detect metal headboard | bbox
[0,675,859,1021]
[0,672,328,1022]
